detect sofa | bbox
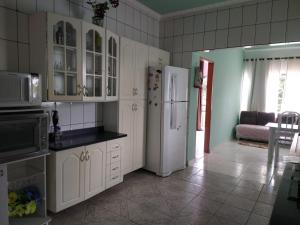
[236,111,275,142]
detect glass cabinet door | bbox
[49,15,81,101]
[106,31,119,101]
[83,23,105,101]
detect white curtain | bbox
[281,59,300,112]
[240,61,255,111]
[250,60,270,112]
[241,58,300,114]
[265,60,282,113]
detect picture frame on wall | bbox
[194,66,202,88]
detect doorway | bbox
[195,59,214,158]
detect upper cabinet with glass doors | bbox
[106,30,119,101]
[29,13,120,102]
[48,14,82,101]
[82,22,105,101]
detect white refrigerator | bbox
[146,66,189,177]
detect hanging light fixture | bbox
[87,0,119,27]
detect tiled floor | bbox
[50,141,289,225]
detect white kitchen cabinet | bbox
[105,30,119,101]
[82,22,106,101]
[84,143,106,199]
[48,146,85,212]
[119,101,134,174]
[120,37,148,100]
[120,38,135,100]
[133,100,146,170]
[119,100,146,174]
[106,139,123,188]
[47,143,106,212]
[135,43,149,99]
[30,12,120,102]
[30,13,82,102]
[148,46,170,69]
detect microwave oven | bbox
[0,109,48,160]
[0,72,42,107]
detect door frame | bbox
[199,58,214,154]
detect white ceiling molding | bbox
[160,0,257,20]
[121,0,161,20]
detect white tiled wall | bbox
[0,0,159,73]
[0,0,159,131]
[160,0,300,68]
[42,102,102,131]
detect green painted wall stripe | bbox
[187,48,244,161]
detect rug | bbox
[238,140,268,149]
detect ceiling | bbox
[137,0,233,14]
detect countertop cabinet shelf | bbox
[0,155,50,225]
[30,12,119,102]
[47,139,123,213]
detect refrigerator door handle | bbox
[169,74,173,101]
[169,74,176,102]
[172,74,176,102]
[170,103,177,129]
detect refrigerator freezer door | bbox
[163,66,189,102]
[160,102,187,176]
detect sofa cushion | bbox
[236,124,269,142]
[257,112,275,125]
[240,111,257,125]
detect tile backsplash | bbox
[42,102,103,132]
[160,0,300,69]
[0,0,160,73]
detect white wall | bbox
[0,0,160,73]
[0,0,159,131]
[42,102,103,131]
[159,0,300,69]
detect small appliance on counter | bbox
[0,71,48,163]
[0,72,42,108]
[0,71,50,225]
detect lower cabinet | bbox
[47,140,122,213]
[106,139,123,189]
[48,146,86,212]
[119,100,146,175]
[84,143,106,199]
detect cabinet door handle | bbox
[85,151,90,161]
[113,145,120,149]
[83,85,88,96]
[0,169,3,177]
[77,85,82,96]
[112,166,119,171]
[112,155,119,159]
[132,104,135,111]
[80,151,86,162]
[112,175,119,180]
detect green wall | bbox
[187,48,244,161]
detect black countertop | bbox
[269,163,300,225]
[49,126,127,151]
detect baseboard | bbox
[187,159,196,166]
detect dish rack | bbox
[0,155,50,225]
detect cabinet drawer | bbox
[110,161,121,173]
[106,150,121,164]
[108,142,121,152]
